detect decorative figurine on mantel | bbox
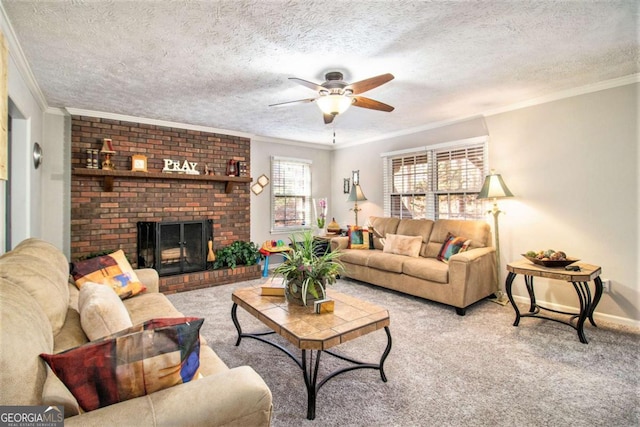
[100,138,116,170]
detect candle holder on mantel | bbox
[100,138,116,170]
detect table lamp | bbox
[477,170,514,305]
[100,138,116,170]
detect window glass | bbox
[271,157,312,232]
[383,138,488,220]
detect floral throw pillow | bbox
[71,250,146,299]
[40,317,203,412]
[437,232,471,263]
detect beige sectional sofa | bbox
[0,238,272,426]
[331,217,498,315]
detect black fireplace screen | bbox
[137,220,212,276]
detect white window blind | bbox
[271,156,312,232]
[382,137,488,220]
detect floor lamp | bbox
[347,183,367,227]
[477,170,514,305]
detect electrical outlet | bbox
[601,278,611,293]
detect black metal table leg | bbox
[231,302,242,346]
[505,272,521,326]
[589,277,603,327]
[524,275,537,312]
[572,281,593,344]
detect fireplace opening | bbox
[137,220,212,276]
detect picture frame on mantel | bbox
[131,154,148,172]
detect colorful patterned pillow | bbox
[71,250,146,299]
[437,232,472,263]
[348,227,370,250]
[40,317,203,412]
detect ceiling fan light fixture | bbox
[316,94,352,116]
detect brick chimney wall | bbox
[70,115,260,292]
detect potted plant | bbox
[274,230,344,306]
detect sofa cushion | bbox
[0,279,53,406]
[437,232,471,263]
[402,257,450,283]
[124,292,185,325]
[369,217,401,250]
[79,282,133,340]
[367,252,408,273]
[383,234,422,258]
[348,227,370,249]
[426,219,492,258]
[339,249,373,267]
[71,250,146,299]
[41,317,203,412]
[0,239,70,336]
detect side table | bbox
[505,259,603,344]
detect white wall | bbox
[250,139,332,246]
[41,111,70,255]
[486,83,638,324]
[2,39,45,250]
[331,83,639,325]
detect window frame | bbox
[381,136,489,221]
[270,156,313,233]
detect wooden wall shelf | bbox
[72,168,251,193]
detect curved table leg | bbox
[505,272,521,326]
[524,275,536,312]
[572,281,592,344]
[589,277,603,327]
[231,303,242,346]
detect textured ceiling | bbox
[2,0,638,145]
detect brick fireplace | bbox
[70,116,260,293]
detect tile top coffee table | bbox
[231,284,391,420]
[505,259,603,344]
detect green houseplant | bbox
[212,240,260,270]
[274,230,344,306]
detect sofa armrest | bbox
[64,366,272,427]
[447,247,498,306]
[330,236,349,251]
[135,268,159,293]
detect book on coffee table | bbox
[261,276,285,296]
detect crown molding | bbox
[65,108,255,139]
[0,3,48,111]
[481,73,640,118]
[338,73,639,149]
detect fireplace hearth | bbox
[137,220,212,276]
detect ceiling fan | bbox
[269,71,395,124]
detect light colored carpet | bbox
[167,278,640,426]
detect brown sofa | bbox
[331,217,498,315]
[0,238,272,426]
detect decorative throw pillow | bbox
[78,282,133,340]
[383,234,422,257]
[40,317,203,412]
[437,232,472,263]
[348,227,370,250]
[71,250,146,299]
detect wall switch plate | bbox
[601,278,611,293]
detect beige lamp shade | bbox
[477,172,513,200]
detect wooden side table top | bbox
[232,285,389,351]
[506,259,601,282]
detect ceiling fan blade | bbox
[289,77,325,92]
[346,73,394,95]
[323,114,335,124]
[268,98,317,107]
[352,96,394,112]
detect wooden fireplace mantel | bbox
[72,168,252,193]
